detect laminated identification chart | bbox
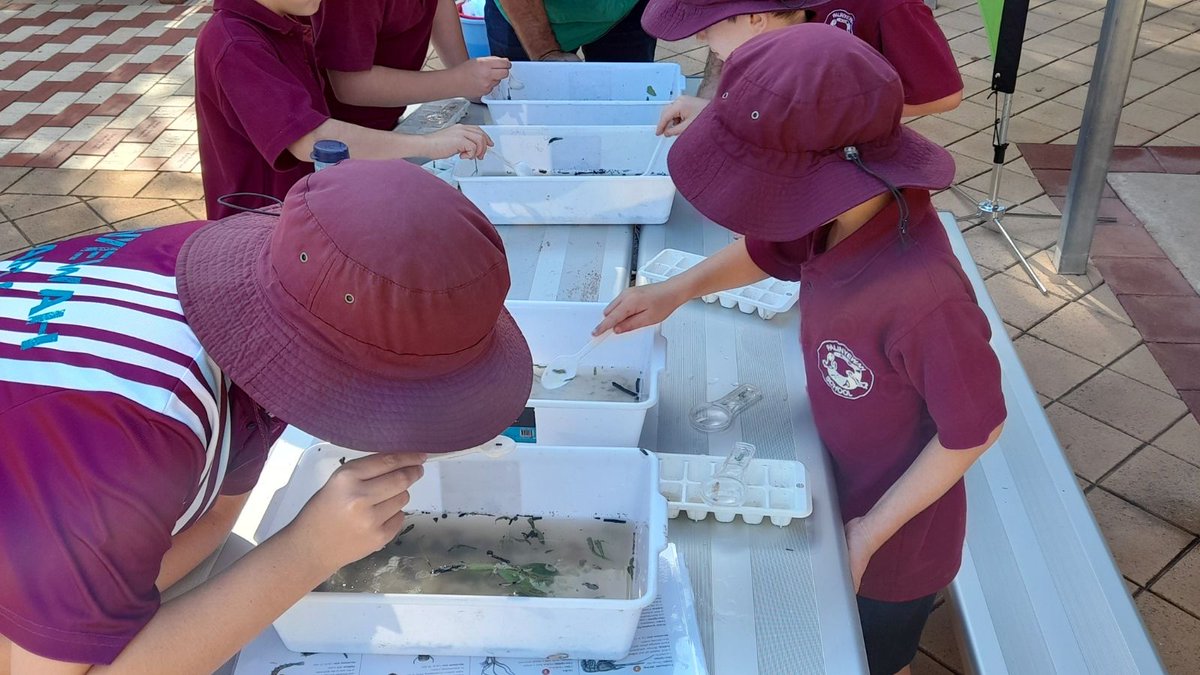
[233,546,707,675]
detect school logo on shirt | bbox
[817,340,873,400]
[826,9,856,34]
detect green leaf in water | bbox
[646,85,657,97]
[587,537,610,560]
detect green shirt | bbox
[492,0,643,53]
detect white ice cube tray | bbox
[639,249,800,320]
[658,453,812,526]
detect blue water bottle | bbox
[311,139,349,171]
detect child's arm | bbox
[9,453,426,675]
[430,0,471,68]
[155,493,250,592]
[326,57,511,108]
[846,422,1004,592]
[593,238,768,335]
[902,90,963,118]
[287,118,492,162]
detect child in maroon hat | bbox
[641,0,962,138]
[195,0,495,219]
[312,0,512,131]
[0,160,532,672]
[597,24,1004,675]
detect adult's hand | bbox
[538,49,581,62]
[657,95,709,137]
[287,452,427,573]
[423,124,493,160]
[451,56,512,98]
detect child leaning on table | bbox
[595,24,1005,675]
[640,0,963,138]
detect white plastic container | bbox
[455,126,677,225]
[257,444,668,659]
[639,249,802,320]
[658,453,812,526]
[507,300,665,447]
[483,62,685,125]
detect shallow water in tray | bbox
[318,513,638,599]
[530,364,645,402]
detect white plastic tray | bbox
[507,300,665,447]
[483,62,685,126]
[455,126,677,225]
[639,249,801,320]
[257,444,668,659]
[658,453,812,526]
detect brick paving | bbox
[1,0,1199,672]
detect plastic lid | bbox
[311,139,349,164]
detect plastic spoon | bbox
[425,435,516,463]
[540,331,612,390]
[476,153,536,177]
[641,135,668,176]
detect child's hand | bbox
[657,95,709,137]
[423,124,493,160]
[452,56,512,99]
[593,281,688,336]
[844,517,879,594]
[287,452,427,573]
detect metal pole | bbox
[1055,0,1147,274]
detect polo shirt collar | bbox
[214,0,304,35]
[805,190,932,285]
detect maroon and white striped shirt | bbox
[0,223,282,665]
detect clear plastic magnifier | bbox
[702,442,757,507]
[688,383,763,433]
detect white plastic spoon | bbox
[540,331,612,390]
[641,135,668,176]
[425,435,516,463]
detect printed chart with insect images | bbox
[232,546,706,675]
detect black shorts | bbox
[857,593,938,675]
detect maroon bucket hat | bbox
[668,23,956,241]
[642,0,829,42]
[176,159,533,454]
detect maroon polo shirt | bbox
[0,225,284,664]
[313,0,439,131]
[746,191,1006,602]
[814,0,963,107]
[195,0,331,220]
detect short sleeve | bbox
[744,234,815,282]
[312,0,385,73]
[219,395,285,496]
[878,2,963,106]
[888,300,1007,449]
[213,39,329,172]
[0,394,202,665]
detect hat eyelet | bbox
[721,92,729,99]
[750,111,760,120]
[299,252,308,263]
[344,293,355,304]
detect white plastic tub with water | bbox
[507,300,666,447]
[257,444,667,659]
[454,126,677,224]
[482,61,685,125]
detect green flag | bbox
[978,0,1004,56]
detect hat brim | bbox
[642,0,830,41]
[668,106,956,241]
[176,215,533,454]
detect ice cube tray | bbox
[658,453,812,526]
[638,249,801,320]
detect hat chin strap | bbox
[842,146,911,244]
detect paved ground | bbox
[0,0,1198,672]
